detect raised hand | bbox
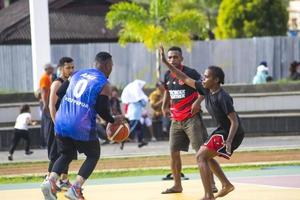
[159,45,168,64]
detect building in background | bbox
[0,0,120,44]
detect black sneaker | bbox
[58,179,72,191]
[25,150,34,155]
[8,155,13,161]
[138,142,148,148]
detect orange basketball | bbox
[106,122,130,143]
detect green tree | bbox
[171,0,221,39]
[105,0,206,79]
[216,0,288,39]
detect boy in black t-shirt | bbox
[159,46,244,200]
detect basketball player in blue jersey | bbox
[159,46,244,200]
[41,52,124,200]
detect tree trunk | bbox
[155,49,161,81]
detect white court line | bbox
[234,182,299,190]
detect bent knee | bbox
[195,147,210,162]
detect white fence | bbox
[0,36,300,92]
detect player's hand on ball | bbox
[225,140,232,155]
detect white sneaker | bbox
[40,179,57,200]
[151,137,157,142]
[65,186,85,200]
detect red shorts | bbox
[203,134,231,160]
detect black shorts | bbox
[203,127,244,159]
[56,135,100,159]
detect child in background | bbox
[8,104,37,161]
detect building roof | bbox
[0,0,120,44]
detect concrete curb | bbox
[1,160,300,179]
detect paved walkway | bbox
[1,135,300,164]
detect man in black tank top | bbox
[45,57,75,191]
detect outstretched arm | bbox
[159,45,196,89]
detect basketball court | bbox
[1,165,299,200]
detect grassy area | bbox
[276,78,300,84]
[1,161,299,184]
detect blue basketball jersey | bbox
[55,68,108,141]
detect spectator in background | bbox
[140,109,157,142]
[126,99,148,148]
[289,61,300,81]
[252,62,269,84]
[8,104,36,161]
[107,86,124,144]
[47,57,75,190]
[121,80,149,149]
[149,81,170,140]
[288,18,299,37]
[110,86,122,116]
[39,63,54,148]
[50,64,61,82]
[266,76,273,83]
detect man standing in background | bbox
[149,81,169,140]
[39,63,54,148]
[46,57,75,191]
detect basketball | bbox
[106,122,130,143]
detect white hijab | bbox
[121,80,148,103]
[257,65,268,73]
